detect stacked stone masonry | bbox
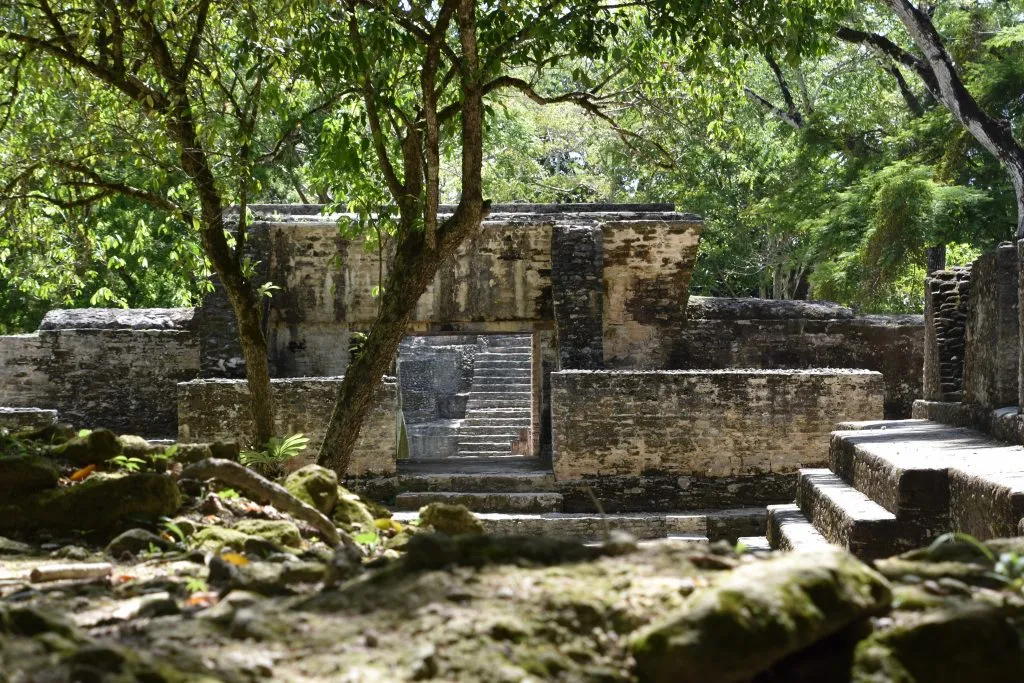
[177,377,398,475]
[0,309,200,436]
[963,243,1019,409]
[550,369,884,480]
[923,267,972,402]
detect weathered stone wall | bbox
[0,309,200,436]
[551,369,884,480]
[601,221,702,368]
[670,298,923,419]
[964,244,1019,409]
[177,377,398,475]
[923,267,972,402]
[398,336,477,422]
[195,205,704,378]
[551,225,604,369]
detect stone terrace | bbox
[761,419,1024,559]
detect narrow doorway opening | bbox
[397,334,534,460]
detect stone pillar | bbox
[551,225,604,370]
[923,267,972,402]
[964,244,1019,408]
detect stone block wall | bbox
[669,298,923,418]
[177,377,398,476]
[964,244,1019,409]
[601,221,702,368]
[551,369,884,480]
[398,336,477,422]
[0,309,200,436]
[923,267,972,402]
[551,225,604,369]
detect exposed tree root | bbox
[180,459,345,548]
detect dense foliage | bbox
[1,0,1021,336]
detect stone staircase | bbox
[386,457,765,543]
[757,419,1024,559]
[456,335,533,457]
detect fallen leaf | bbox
[219,552,249,566]
[185,592,219,608]
[69,464,96,482]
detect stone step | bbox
[473,370,532,379]
[395,471,557,493]
[458,443,514,454]
[828,420,1024,538]
[462,417,528,426]
[796,468,904,559]
[474,361,532,368]
[475,352,532,360]
[467,390,531,397]
[395,491,563,514]
[466,399,530,406]
[471,379,532,388]
[766,503,832,552]
[451,450,518,457]
[459,425,526,435]
[736,536,772,552]
[458,439,514,447]
[638,535,710,547]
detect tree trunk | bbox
[315,211,482,473]
[881,0,1024,236]
[316,0,486,474]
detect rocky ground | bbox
[3,425,1024,682]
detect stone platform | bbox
[762,419,1024,559]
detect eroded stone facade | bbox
[177,377,398,475]
[551,369,884,480]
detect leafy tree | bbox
[1,0,336,443]
[307,0,849,472]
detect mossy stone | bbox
[51,428,122,466]
[332,487,375,532]
[192,527,252,553]
[419,503,484,535]
[234,519,302,548]
[630,549,892,683]
[0,454,59,496]
[853,603,1024,683]
[0,473,180,533]
[284,465,339,515]
[105,528,172,557]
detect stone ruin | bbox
[1,203,939,544]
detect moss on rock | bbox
[193,527,252,553]
[233,519,302,548]
[332,487,375,532]
[853,603,1024,683]
[284,465,339,515]
[0,455,59,496]
[0,473,180,533]
[630,548,892,683]
[419,503,484,535]
[50,428,122,466]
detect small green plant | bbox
[184,577,208,593]
[354,531,379,551]
[216,488,241,500]
[152,444,178,462]
[160,518,186,544]
[77,428,92,438]
[240,433,310,477]
[109,455,147,473]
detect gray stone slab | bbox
[797,468,902,559]
[395,491,563,514]
[766,504,832,552]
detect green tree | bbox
[1,0,337,443]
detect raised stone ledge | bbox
[686,296,855,321]
[0,407,58,430]
[551,369,884,480]
[244,202,688,218]
[912,400,1024,445]
[177,376,399,476]
[39,308,195,331]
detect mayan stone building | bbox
[0,204,929,540]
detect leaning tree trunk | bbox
[317,0,485,474]
[176,117,276,447]
[315,208,483,473]
[881,0,1024,237]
